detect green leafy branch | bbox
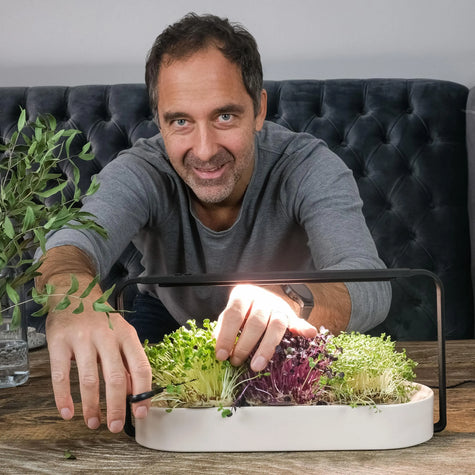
[0,108,112,326]
[2,274,117,327]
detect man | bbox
[37,13,391,434]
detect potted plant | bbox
[131,320,434,451]
[0,109,109,387]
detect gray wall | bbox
[1,0,474,87]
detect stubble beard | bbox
[183,146,254,205]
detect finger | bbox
[215,308,243,362]
[74,341,102,430]
[248,310,288,372]
[121,330,152,420]
[97,344,128,433]
[49,342,75,421]
[287,314,318,338]
[95,322,152,432]
[229,304,269,367]
[215,286,253,361]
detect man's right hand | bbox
[44,273,152,433]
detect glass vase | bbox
[0,275,29,388]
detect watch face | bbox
[288,284,313,304]
[281,284,314,320]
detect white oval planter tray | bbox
[134,384,433,452]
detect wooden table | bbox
[1,340,474,474]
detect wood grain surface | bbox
[0,340,474,474]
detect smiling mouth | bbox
[193,163,228,181]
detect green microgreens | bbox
[144,319,248,408]
[321,332,418,406]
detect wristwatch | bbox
[281,284,314,320]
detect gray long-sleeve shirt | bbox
[41,121,391,331]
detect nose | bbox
[192,124,219,161]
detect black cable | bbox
[428,379,475,389]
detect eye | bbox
[218,113,232,122]
[175,119,187,127]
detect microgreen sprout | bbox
[218,406,234,418]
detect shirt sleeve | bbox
[280,139,392,332]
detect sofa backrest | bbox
[0,80,472,340]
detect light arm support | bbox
[115,268,446,433]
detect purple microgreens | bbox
[237,328,339,406]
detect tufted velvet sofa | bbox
[0,79,473,340]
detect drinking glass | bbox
[0,284,29,388]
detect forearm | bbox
[306,282,350,334]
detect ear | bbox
[255,89,267,132]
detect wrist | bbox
[35,245,96,291]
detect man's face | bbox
[156,47,266,207]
